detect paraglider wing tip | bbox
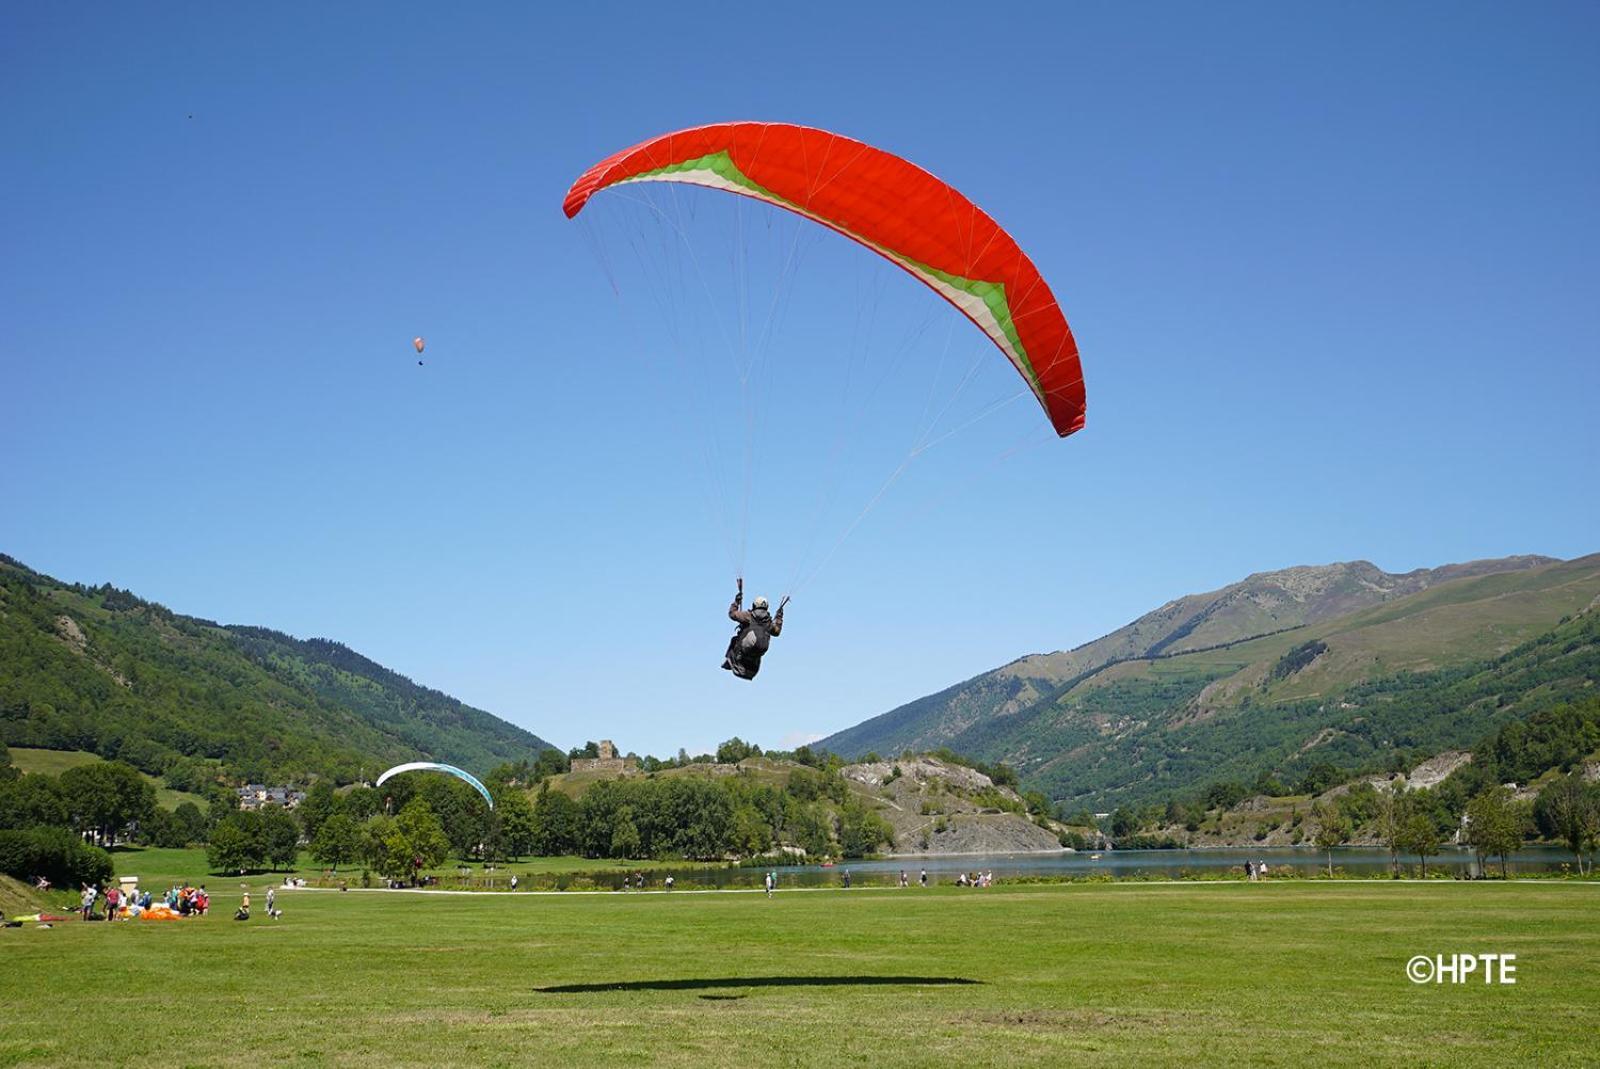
[564,155,627,217]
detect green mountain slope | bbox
[0,554,555,786]
[999,605,1600,809]
[819,554,1600,808]
[820,555,1561,758]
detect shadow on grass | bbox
[537,975,982,994]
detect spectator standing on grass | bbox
[764,871,774,898]
[919,869,928,888]
[80,884,96,920]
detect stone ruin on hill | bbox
[570,740,637,774]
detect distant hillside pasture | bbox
[8,748,206,811]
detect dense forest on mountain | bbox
[0,555,554,790]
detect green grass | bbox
[1,879,1594,1066]
[0,875,52,917]
[8,747,107,777]
[8,747,207,811]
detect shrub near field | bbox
[0,827,112,888]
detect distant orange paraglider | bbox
[413,337,425,354]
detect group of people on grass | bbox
[78,881,211,920]
[955,870,994,887]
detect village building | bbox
[236,784,307,810]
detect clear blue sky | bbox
[4,3,1596,758]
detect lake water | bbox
[629,846,1582,890]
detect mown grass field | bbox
[2,875,1594,1066]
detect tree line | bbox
[288,757,895,880]
[2,736,905,887]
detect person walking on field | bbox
[764,871,775,898]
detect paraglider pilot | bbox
[722,578,785,680]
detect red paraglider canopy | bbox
[564,122,1085,437]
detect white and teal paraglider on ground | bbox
[374,762,494,809]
